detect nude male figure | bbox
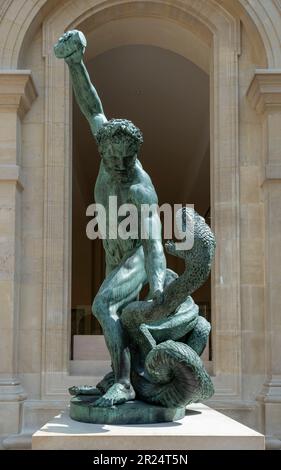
[54,30,166,407]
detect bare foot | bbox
[96,371,114,394]
[69,385,100,396]
[93,383,135,407]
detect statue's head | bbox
[96,119,143,181]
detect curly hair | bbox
[96,119,143,155]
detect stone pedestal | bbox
[32,403,264,450]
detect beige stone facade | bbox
[0,0,281,449]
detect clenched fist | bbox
[54,30,87,64]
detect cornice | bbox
[0,70,37,119]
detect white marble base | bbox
[32,403,264,450]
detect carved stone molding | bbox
[0,70,37,119]
[247,70,281,182]
[247,70,281,114]
[0,164,24,190]
[0,0,279,68]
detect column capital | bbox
[0,70,37,119]
[247,69,281,114]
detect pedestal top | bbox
[32,403,264,450]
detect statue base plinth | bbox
[70,395,185,424]
[32,404,265,450]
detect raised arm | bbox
[54,30,107,137]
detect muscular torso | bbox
[94,160,157,271]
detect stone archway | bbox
[0,0,275,68]
[39,0,242,403]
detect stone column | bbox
[247,70,281,449]
[0,71,37,437]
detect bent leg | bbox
[92,246,147,406]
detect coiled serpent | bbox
[121,208,216,407]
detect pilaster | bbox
[247,70,281,448]
[0,71,37,436]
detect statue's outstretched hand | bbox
[54,30,86,64]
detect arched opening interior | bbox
[71,43,211,363]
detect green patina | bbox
[54,30,215,424]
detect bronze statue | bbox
[54,30,215,424]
